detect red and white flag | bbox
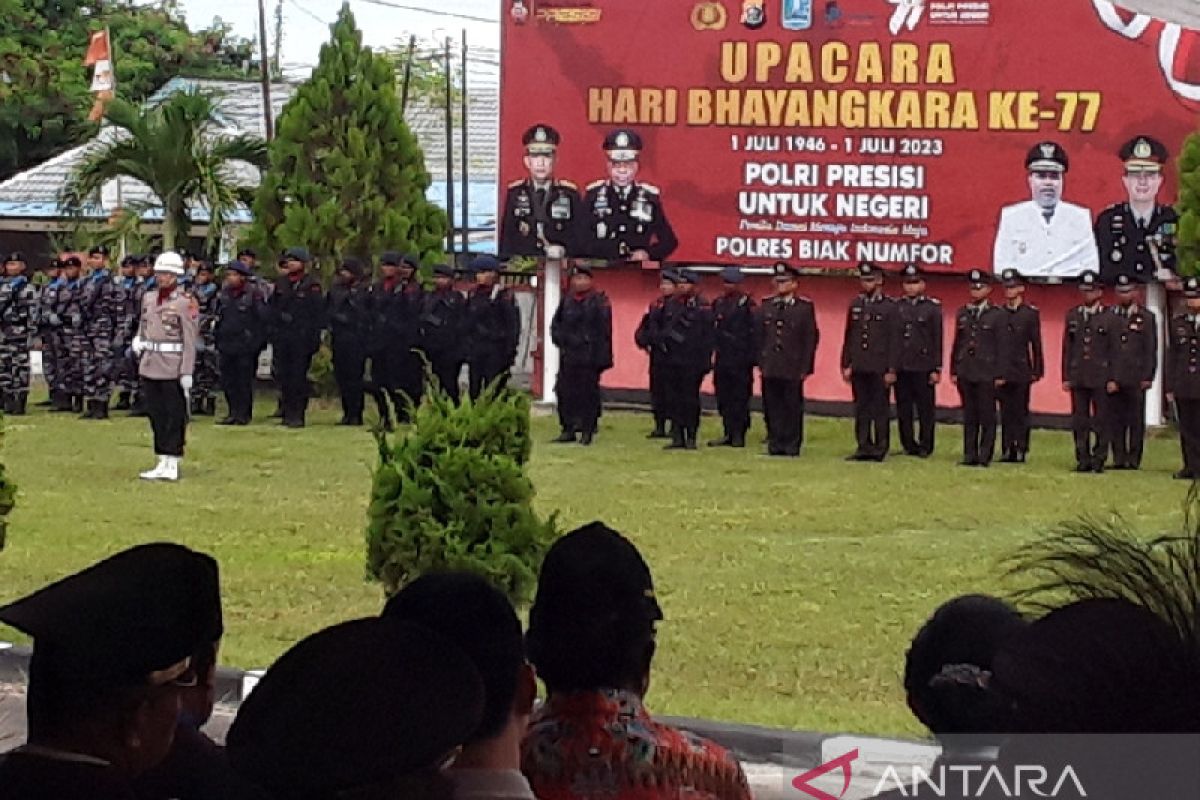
[83,29,115,121]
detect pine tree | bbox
[1176,132,1200,276]
[246,3,446,276]
[366,374,558,605]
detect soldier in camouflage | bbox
[79,245,122,419]
[189,262,220,416]
[126,256,158,416]
[55,256,87,413]
[0,253,39,414]
[37,259,64,409]
[112,255,143,410]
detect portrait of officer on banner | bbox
[992,141,1099,278]
[1095,135,1178,284]
[583,129,679,263]
[499,123,582,260]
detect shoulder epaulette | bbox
[558,179,577,190]
[1028,304,1039,312]
[586,179,606,191]
[508,178,526,189]
[1100,201,1123,215]
[797,295,813,303]
[928,297,941,305]
[639,182,660,194]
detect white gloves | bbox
[132,336,148,355]
[544,244,566,261]
[179,375,193,393]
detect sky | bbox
[176,0,500,76]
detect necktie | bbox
[535,188,547,208]
[1042,209,1054,224]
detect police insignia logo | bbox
[616,132,630,147]
[741,0,766,29]
[1040,143,1055,159]
[534,127,548,143]
[691,1,727,30]
[1134,138,1152,159]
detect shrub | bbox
[365,374,557,605]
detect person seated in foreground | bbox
[225,617,485,800]
[521,522,752,800]
[383,572,538,800]
[0,544,222,800]
[871,594,1027,800]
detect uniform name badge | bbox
[630,196,653,223]
[596,221,608,239]
[551,196,571,220]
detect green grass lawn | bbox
[0,392,1191,738]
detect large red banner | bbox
[498,0,1200,274]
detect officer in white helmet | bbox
[131,252,198,481]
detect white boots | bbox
[139,455,181,482]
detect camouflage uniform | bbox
[38,277,65,405]
[79,268,122,415]
[189,280,220,414]
[0,275,39,413]
[58,276,87,407]
[113,272,143,405]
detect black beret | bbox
[283,247,311,264]
[339,257,364,278]
[227,618,484,799]
[720,266,745,284]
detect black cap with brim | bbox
[529,522,663,628]
[1000,269,1024,287]
[0,543,222,689]
[227,618,484,800]
[432,263,455,278]
[227,261,253,277]
[571,264,594,277]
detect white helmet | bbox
[153,251,185,275]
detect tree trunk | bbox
[162,197,187,251]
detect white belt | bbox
[146,342,184,353]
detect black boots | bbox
[80,399,109,419]
[552,430,577,443]
[664,427,687,450]
[10,392,26,416]
[647,420,669,439]
[113,391,132,411]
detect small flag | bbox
[84,29,115,122]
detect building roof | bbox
[0,75,499,229]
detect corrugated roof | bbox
[0,75,500,224]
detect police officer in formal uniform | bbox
[1107,273,1158,469]
[1062,270,1116,473]
[326,257,372,426]
[997,269,1044,462]
[132,252,198,481]
[79,244,122,418]
[894,263,942,457]
[951,269,1006,467]
[657,269,713,450]
[369,251,425,422]
[500,124,582,259]
[841,262,899,461]
[214,261,268,425]
[0,252,38,415]
[269,246,325,428]
[1095,136,1177,284]
[418,264,467,402]
[584,129,678,262]
[189,262,220,417]
[464,255,521,399]
[0,543,222,800]
[756,262,819,457]
[1166,277,1200,479]
[708,267,758,448]
[550,264,613,445]
[634,269,677,438]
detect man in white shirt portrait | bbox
[992,142,1099,279]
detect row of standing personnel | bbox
[597,260,1193,476]
[0,247,522,429]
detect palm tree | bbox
[62,87,268,252]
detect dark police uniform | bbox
[189,273,221,416]
[894,264,942,457]
[500,124,582,259]
[951,270,1005,467]
[657,270,713,450]
[711,267,758,448]
[214,263,268,425]
[1062,271,1116,472]
[463,255,521,399]
[367,252,424,425]
[634,275,674,438]
[1107,274,1158,469]
[1167,278,1200,479]
[269,248,326,428]
[840,262,899,461]
[1095,136,1177,284]
[583,129,678,262]
[550,266,613,444]
[327,258,373,425]
[996,269,1044,463]
[756,262,818,456]
[417,264,467,402]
